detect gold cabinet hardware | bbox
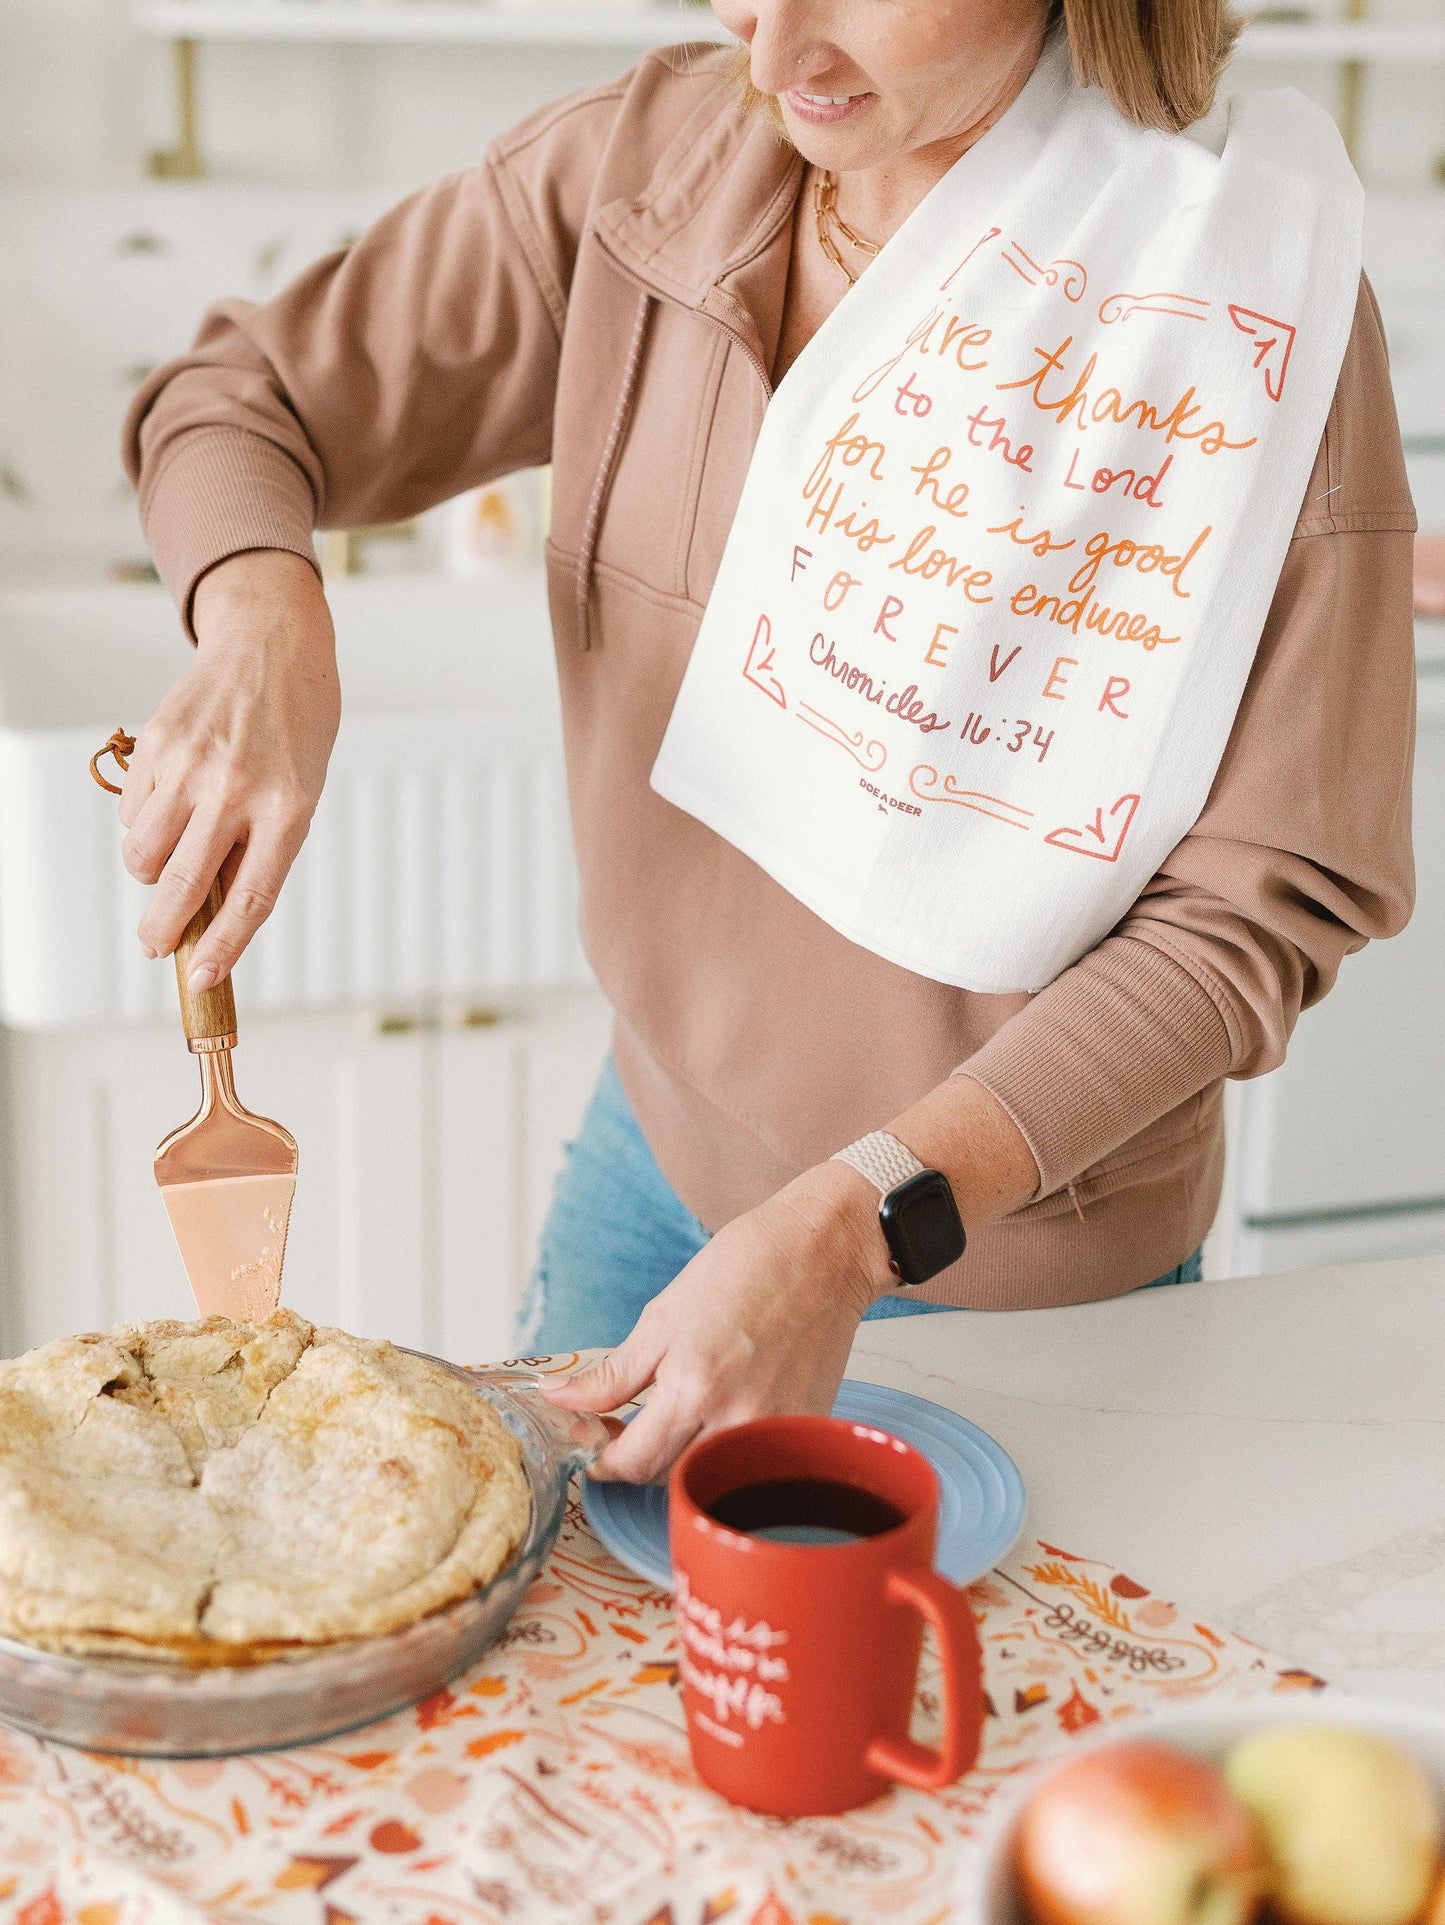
[373,1011,421,1037]
[148,38,204,181]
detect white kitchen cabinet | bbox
[1211,644,1445,1279]
[0,986,611,1358]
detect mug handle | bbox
[864,1563,984,1791]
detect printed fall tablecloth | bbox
[0,1354,1322,1925]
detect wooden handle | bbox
[173,878,238,1044]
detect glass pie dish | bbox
[0,1366,609,1758]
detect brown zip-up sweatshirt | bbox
[124,46,1418,1309]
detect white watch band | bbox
[830,1130,927,1197]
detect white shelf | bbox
[133,1,731,46]
[131,1,1445,57]
[1240,19,1445,60]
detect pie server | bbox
[93,731,298,1319]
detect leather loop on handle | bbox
[864,1564,984,1791]
[174,878,238,1045]
[89,728,137,796]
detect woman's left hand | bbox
[540,1163,885,1484]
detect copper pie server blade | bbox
[90,733,298,1320]
[153,877,298,1321]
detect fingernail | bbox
[188,964,216,993]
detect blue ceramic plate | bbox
[581,1380,1026,1589]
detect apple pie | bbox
[0,1310,531,1663]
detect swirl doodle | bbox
[909,766,1035,829]
[1014,1589,1190,1676]
[1098,290,1210,326]
[1001,239,1088,302]
[797,703,888,772]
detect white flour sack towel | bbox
[651,31,1363,993]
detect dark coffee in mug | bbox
[706,1477,908,1546]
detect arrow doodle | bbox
[1227,304,1298,402]
[1044,792,1141,863]
[741,612,787,708]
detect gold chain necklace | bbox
[813,170,882,286]
[814,99,1008,287]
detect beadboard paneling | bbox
[0,575,591,1029]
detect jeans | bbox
[516,1056,1203,1352]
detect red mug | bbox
[668,1413,984,1816]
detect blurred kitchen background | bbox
[0,0,1440,1357]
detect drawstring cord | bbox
[575,290,652,651]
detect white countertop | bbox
[849,1255,1445,1709]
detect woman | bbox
[119,0,1416,1484]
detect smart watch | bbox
[830,1130,967,1287]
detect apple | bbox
[1223,1725,1442,1925]
[1015,1738,1264,1925]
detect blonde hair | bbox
[1052,0,1241,131]
[729,2,1241,139]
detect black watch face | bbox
[878,1170,966,1286]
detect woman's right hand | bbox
[117,548,341,993]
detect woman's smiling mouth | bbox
[784,88,874,124]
